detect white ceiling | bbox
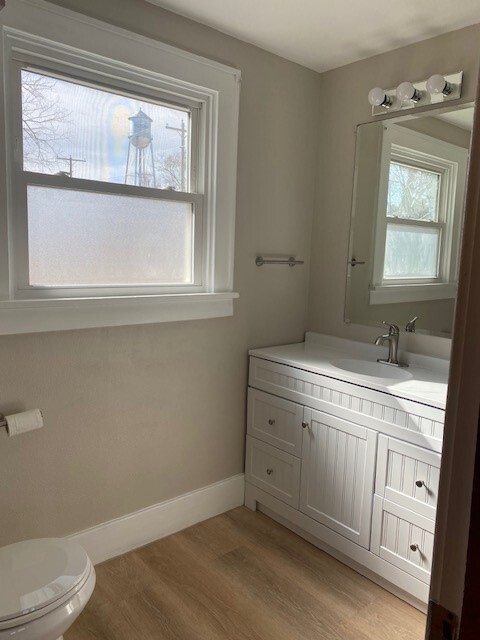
[146,0,480,72]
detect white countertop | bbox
[249,332,449,410]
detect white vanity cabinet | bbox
[244,343,446,607]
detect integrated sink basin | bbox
[330,358,413,382]
[249,332,449,408]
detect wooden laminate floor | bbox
[65,507,426,640]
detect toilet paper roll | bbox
[5,409,44,437]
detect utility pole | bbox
[56,155,86,178]
[165,121,187,190]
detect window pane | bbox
[27,186,194,286]
[383,224,440,279]
[386,162,440,222]
[21,70,192,191]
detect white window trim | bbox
[370,124,467,306]
[0,0,240,334]
[369,282,457,305]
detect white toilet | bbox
[0,537,95,640]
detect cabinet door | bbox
[299,408,377,548]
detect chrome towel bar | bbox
[255,256,304,267]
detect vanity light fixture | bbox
[368,71,463,116]
[396,81,422,104]
[367,87,392,108]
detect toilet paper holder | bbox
[0,409,44,436]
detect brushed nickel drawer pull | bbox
[266,468,274,475]
[268,418,276,425]
[410,544,419,552]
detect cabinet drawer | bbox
[376,435,441,520]
[371,496,435,584]
[245,436,300,508]
[247,388,303,455]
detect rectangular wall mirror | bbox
[345,102,474,337]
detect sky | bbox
[22,69,189,188]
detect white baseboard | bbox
[69,474,245,565]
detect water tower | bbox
[124,108,156,187]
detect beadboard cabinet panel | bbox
[299,409,377,548]
[371,496,435,584]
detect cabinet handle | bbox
[301,421,309,429]
[266,468,274,475]
[410,544,419,552]
[268,419,276,426]
[415,480,425,488]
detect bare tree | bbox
[387,162,438,221]
[21,71,70,172]
[155,150,185,191]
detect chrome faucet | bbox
[375,321,408,367]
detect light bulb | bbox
[368,87,391,108]
[426,74,452,96]
[396,81,422,103]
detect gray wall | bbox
[308,25,480,357]
[0,0,320,545]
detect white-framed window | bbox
[0,0,240,334]
[370,125,468,305]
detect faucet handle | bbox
[381,321,400,335]
[406,316,419,333]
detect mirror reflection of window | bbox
[385,162,442,280]
[371,124,468,306]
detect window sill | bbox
[369,283,457,305]
[0,292,239,334]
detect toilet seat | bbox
[0,538,91,630]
